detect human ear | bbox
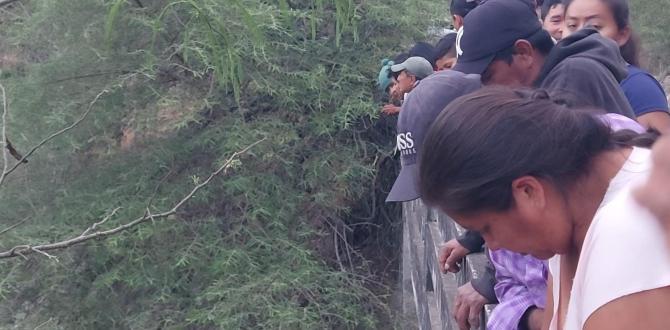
[408,74,417,84]
[453,15,463,30]
[615,26,632,47]
[511,176,547,214]
[513,40,535,68]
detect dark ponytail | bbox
[418,87,657,214]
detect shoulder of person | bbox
[577,187,670,321]
[620,66,669,114]
[541,57,612,89]
[551,57,609,76]
[405,71,480,107]
[621,66,665,90]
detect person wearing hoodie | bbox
[454,0,635,119]
[563,0,670,133]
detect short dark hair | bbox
[387,53,410,80]
[418,87,656,214]
[450,0,480,18]
[409,42,437,67]
[563,0,640,66]
[541,0,563,20]
[433,33,458,61]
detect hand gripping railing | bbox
[400,199,494,330]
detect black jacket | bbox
[535,28,635,119]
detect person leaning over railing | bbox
[419,86,670,330]
[383,61,481,330]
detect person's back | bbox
[386,69,480,202]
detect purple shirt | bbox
[599,113,645,133]
[487,250,548,330]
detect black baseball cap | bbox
[386,70,481,202]
[453,0,543,75]
[450,0,480,17]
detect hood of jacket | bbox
[535,28,629,85]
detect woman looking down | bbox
[418,87,670,330]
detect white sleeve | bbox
[576,192,670,327]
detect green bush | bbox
[0,0,444,328]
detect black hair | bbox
[433,33,458,61]
[480,29,554,83]
[541,0,563,20]
[450,0,480,18]
[387,52,410,80]
[409,42,437,67]
[563,0,640,66]
[394,52,409,64]
[418,87,657,214]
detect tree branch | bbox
[0,216,29,236]
[0,0,20,8]
[0,138,266,259]
[0,90,108,185]
[0,84,8,187]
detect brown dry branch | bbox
[0,138,266,259]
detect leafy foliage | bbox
[630,0,670,74]
[0,0,666,328]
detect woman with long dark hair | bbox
[563,0,670,133]
[419,87,670,329]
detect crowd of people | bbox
[379,0,670,329]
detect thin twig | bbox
[46,71,131,85]
[146,168,173,212]
[33,317,54,330]
[333,230,346,272]
[0,216,29,236]
[80,207,121,237]
[30,247,58,261]
[0,84,8,187]
[1,90,108,183]
[0,138,266,259]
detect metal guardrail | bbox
[401,199,494,330]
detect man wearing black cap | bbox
[454,0,634,118]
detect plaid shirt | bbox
[487,249,548,330]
